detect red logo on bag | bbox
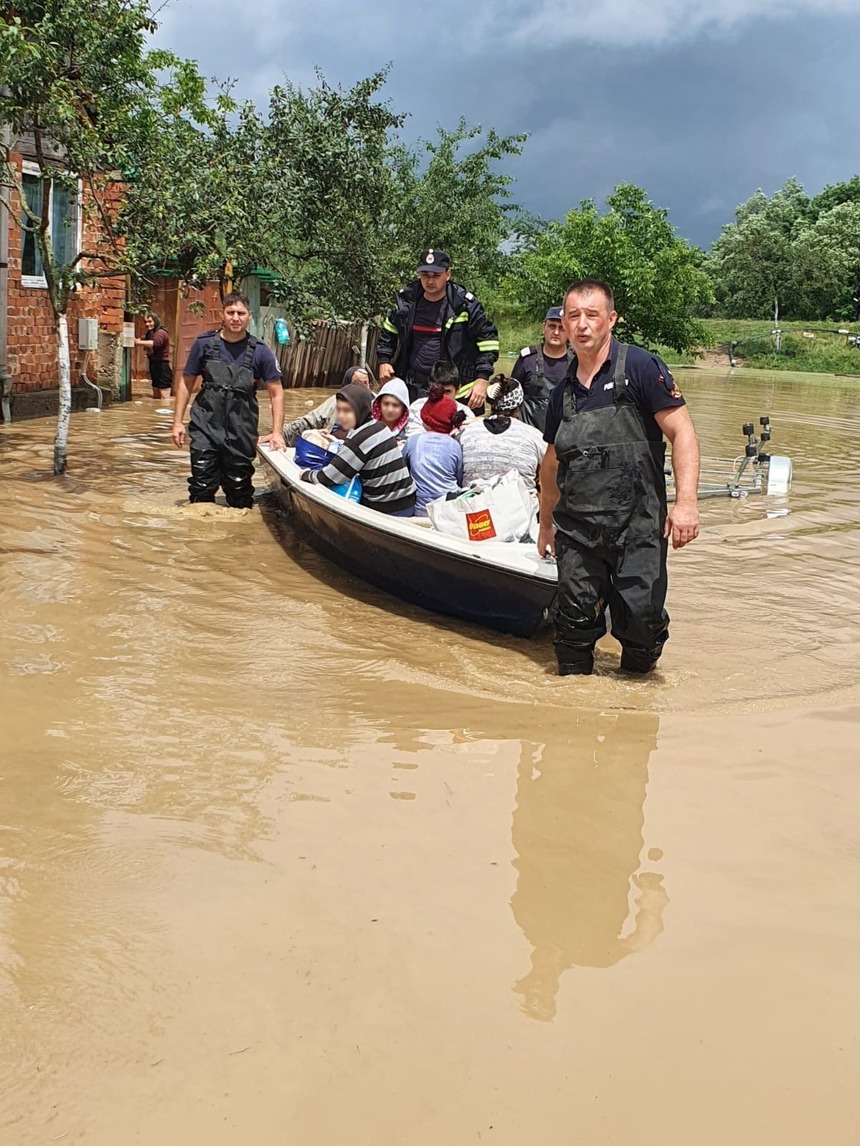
[466,509,497,541]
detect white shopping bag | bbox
[427,469,537,543]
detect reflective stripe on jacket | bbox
[376,280,499,383]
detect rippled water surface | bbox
[1,370,859,1144]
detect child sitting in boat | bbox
[300,382,416,516]
[402,384,467,516]
[405,361,474,437]
[371,378,410,443]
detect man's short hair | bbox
[563,279,615,311]
[222,290,251,311]
[430,360,460,388]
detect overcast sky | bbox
[155,0,860,247]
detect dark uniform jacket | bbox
[376,280,499,384]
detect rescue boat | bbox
[257,444,558,638]
[257,416,790,638]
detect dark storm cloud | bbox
[155,1,860,246]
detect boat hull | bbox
[261,456,556,639]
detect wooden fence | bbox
[274,319,380,389]
[136,278,381,391]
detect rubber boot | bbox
[558,654,594,677]
[619,647,660,675]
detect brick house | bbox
[0,135,128,421]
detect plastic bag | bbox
[427,469,537,543]
[295,434,335,470]
[329,476,362,504]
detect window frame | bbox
[20,160,83,290]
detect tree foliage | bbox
[264,69,406,323]
[121,67,527,324]
[709,177,860,320]
[392,121,527,295]
[810,175,860,219]
[505,184,712,352]
[121,90,271,299]
[0,0,210,471]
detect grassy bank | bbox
[493,305,860,376]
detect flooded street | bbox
[1,369,859,1145]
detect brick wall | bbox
[4,153,126,396]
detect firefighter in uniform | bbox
[171,291,285,508]
[376,249,499,408]
[510,306,573,433]
[538,280,701,677]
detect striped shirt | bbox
[309,421,416,514]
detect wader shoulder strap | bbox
[242,334,259,372]
[562,376,576,420]
[200,333,222,367]
[536,344,574,387]
[612,343,629,401]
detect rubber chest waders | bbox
[552,343,670,674]
[188,334,260,509]
[521,344,574,432]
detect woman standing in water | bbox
[135,313,173,400]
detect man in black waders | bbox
[537,280,700,677]
[171,292,285,508]
[376,248,499,408]
[510,306,573,433]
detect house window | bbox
[20,162,81,289]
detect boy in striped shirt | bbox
[300,381,416,516]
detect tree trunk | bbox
[54,313,72,475]
[359,321,369,369]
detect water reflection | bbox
[510,712,665,1021]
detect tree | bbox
[261,72,527,356]
[264,69,407,353]
[708,178,810,320]
[392,121,528,295]
[121,90,271,300]
[0,0,208,473]
[793,200,860,319]
[507,184,712,353]
[709,177,860,320]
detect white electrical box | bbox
[78,317,99,351]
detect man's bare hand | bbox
[171,423,186,449]
[468,379,488,409]
[664,501,700,549]
[258,431,286,451]
[378,363,395,383]
[537,522,556,559]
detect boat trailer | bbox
[668,416,792,501]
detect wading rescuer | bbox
[376,249,499,408]
[510,306,573,432]
[171,292,285,508]
[538,280,700,677]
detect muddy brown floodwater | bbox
[1,367,859,1145]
